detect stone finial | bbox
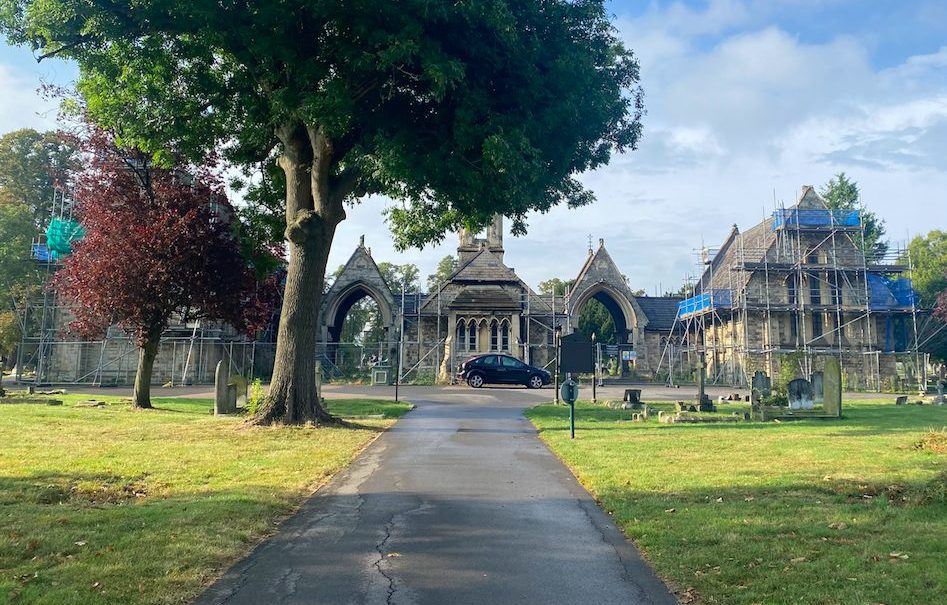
[359,234,365,248]
[598,238,605,248]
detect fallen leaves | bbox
[829,522,847,530]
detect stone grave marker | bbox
[822,358,842,417]
[751,371,771,404]
[787,378,814,410]
[214,361,237,415]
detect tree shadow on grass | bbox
[591,477,947,605]
[0,471,314,605]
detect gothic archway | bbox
[323,281,395,344]
[569,283,637,345]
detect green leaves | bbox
[2,0,643,248]
[820,172,888,261]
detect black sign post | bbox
[557,332,593,439]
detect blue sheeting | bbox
[868,274,917,309]
[772,208,860,230]
[31,243,51,262]
[677,289,732,318]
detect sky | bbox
[2,0,946,295]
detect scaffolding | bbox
[10,186,279,387]
[657,200,928,392]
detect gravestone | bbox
[214,361,237,415]
[697,398,716,412]
[787,378,814,410]
[623,389,642,404]
[936,380,945,405]
[751,371,771,404]
[822,358,842,417]
[811,371,824,405]
[895,395,908,406]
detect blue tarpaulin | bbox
[772,209,860,230]
[868,274,916,309]
[677,289,733,318]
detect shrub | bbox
[246,379,266,416]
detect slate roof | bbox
[449,287,521,311]
[635,296,683,331]
[450,248,520,283]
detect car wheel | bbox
[527,375,544,389]
[467,373,484,388]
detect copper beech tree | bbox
[52,132,277,409]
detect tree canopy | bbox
[820,173,887,260]
[1,0,642,243]
[0,128,78,229]
[426,255,457,292]
[905,230,947,308]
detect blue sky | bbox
[2,0,946,294]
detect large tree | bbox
[426,255,457,292]
[820,172,887,260]
[904,230,947,308]
[0,199,34,303]
[0,129,78,229]
[2,0,643,424]
[52,131,276,408]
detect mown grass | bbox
[0,393,411,604]
[527,399,947,605]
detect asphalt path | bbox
[193,386,677,605]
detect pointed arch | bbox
[569,281,638,344]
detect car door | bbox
[500,355,528,384]
[478,355,501,384]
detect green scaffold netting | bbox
[45,218,85,260]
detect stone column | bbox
[511,312,522,360]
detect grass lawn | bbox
[527,399,947,605]
[0,393,411,604]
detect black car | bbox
[457,354,551,389]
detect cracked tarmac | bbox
[193,387,678,605]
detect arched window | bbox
[501,321,510,351]
[490,320,499,350]
[468,320,477,351]
[457,321,467,351]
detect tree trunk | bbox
[133,335,159,409]
[254,124,347,425]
